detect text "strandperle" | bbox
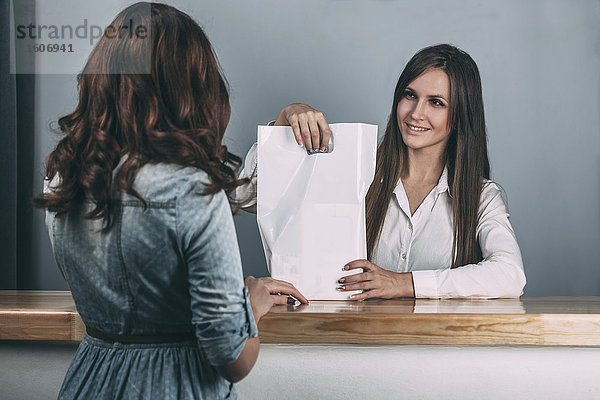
[15,19,148,46]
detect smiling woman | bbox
[237,44,526,300]
[366,44,492,272]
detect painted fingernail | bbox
[321,147,327,152]
[343,265,349,271]
[338,278,345,283]
[336,286,344,291]
[287,297,296,304]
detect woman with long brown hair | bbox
[239,44,525,299]
[34,2,305,398]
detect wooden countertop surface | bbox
[2,291,600,346]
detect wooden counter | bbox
[2,291,600,346]
[0,291,84,342]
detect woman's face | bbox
[397,68,451,154]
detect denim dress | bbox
[45,163,258,399]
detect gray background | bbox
[22,0,600,295]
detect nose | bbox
[410,99,426,120]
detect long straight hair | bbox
[366,44,490,267]
[33,3,247,228]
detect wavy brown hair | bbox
[366,44,490,267]
[33,2,247,228]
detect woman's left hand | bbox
[337,259,415,300]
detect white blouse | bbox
[237,143,526,299]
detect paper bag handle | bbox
[307,132,334,155]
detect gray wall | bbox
[25,0,600,295]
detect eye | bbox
[430,98,445,107]
[403,90,416,99]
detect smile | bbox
[406,123,430,132]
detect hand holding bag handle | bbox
[273,103,332,153]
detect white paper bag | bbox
[257,123,377,300]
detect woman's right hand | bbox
[258,277,309,305]
[244,276,274,322]
[244,276,308,321]
[274,103,331,153]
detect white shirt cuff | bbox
[235,121,274,207]
[411,270,440,298]
[235,143,258,208]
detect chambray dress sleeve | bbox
[177,176,258,366]
[412,182,526,298]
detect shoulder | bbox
[481,179,502,198]
[478,179,509,218]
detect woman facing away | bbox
[239,44,526,299]
[34,3,306,399]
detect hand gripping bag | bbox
[257,123,377,300]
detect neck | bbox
[402,147,446,184]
